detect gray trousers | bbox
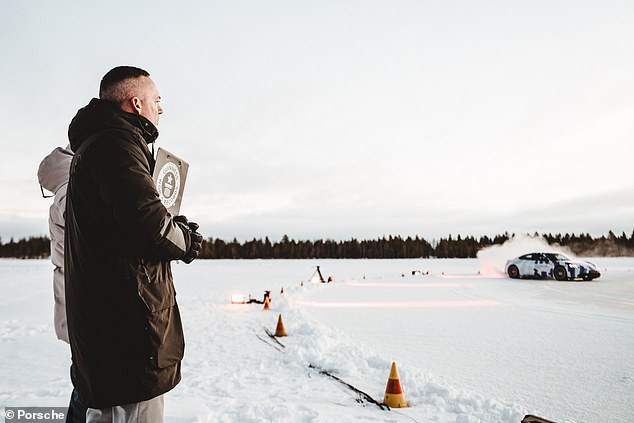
[85,395,164,423]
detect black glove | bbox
[174,215,203,264]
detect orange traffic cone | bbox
[383,362,408,408]
[274,313,287,337]
[263,296,270,310]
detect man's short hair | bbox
[99,66,150,104]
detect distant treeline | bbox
[0,236,50,259]
[2,231,633,259]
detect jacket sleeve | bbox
[89,133,189,260]
[49,184,68,268]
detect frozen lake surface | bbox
[1,256,633,422]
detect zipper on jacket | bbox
[140,259,152,284]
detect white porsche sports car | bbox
[505,252,601,281]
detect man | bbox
[38,145,86,422]
[65,66,202,422]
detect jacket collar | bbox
[69,98,160,152]
[118,108,159,145]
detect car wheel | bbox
[554,266,568,281]
[508,265,520,279]
[583,274,594,281]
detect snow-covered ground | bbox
[1,253,633,422]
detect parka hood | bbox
[68,98,159,152]
[37,146,74,194]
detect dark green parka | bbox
[65,98,190,408]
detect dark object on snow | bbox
[248,290,271,304]
[308,266,326,283]
[264,327,286,348]
[522,414,557,423]
[309,364,388,410]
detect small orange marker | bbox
[383,362,408,408]
[274,313,287,337]
[263,296,270,310]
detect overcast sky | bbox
[1,0,632,242]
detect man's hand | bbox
[174,215,203,264]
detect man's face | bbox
[137,76,163,127]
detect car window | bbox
[545,253,570,261]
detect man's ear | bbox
[120,97,141,115]
[131,96,142,114]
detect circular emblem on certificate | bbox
[156,162,180,209]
